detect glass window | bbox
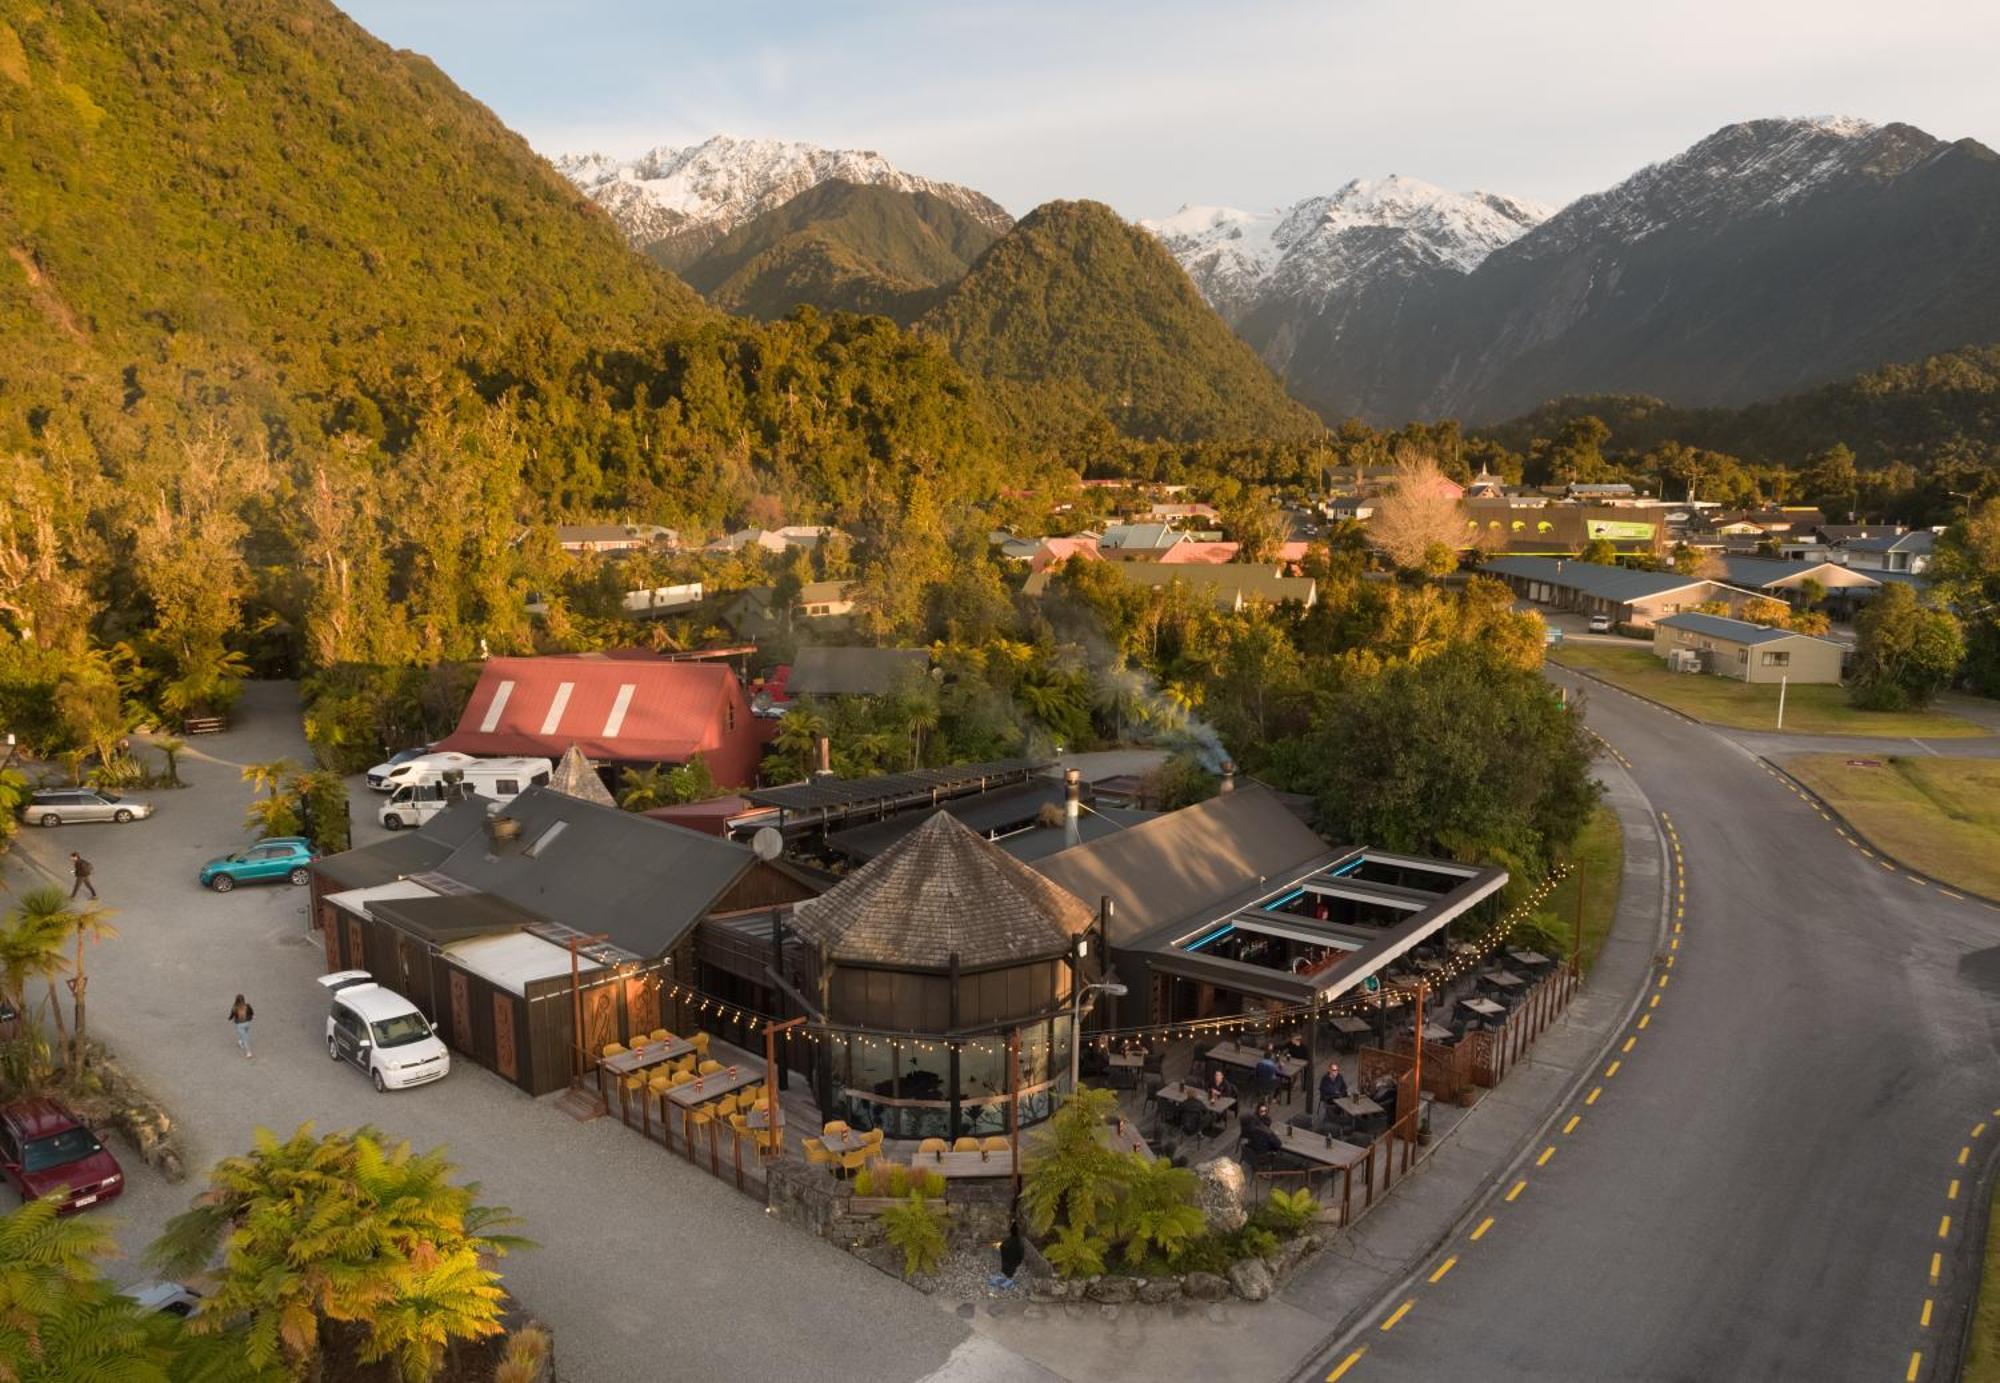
[21,1128,100,1172]
[370,1012,433,1048]
[495,779,519,796]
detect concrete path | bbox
[4,682,1034,1383]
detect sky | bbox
[341,0,2000,217]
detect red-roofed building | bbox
[1156,541,1241,565]
[436,656,768,789]
[1029,536,1102,573]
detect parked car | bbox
[199,837,318,892]
[125,1282,202,1318]
[318,971,451,1092]
[1587,614,1614,633]
[0,1098,124,1212]
[364,744,438,791]
[20,787,154,827]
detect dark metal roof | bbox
[1033,788,1337,949]
[745,759,1047,816]
[825,779,1070,862]
[365,892,544,946]
[1481,556,1741,604]
[1656,611,1822,647]
[791,812,1095,970]
[431,787,759,959]
[308,801,492,891]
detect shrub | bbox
[1256,1187,1319,1236]
[917,1169,945,1199]
[1042,1221,1109,1280]
[1111,1154,1205,1267]
[880,1193,946,1279]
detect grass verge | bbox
[1782,754,2000,900]
[1965,1188,2000,1383]
[1549,644,1988,738]
[1537,804,1623,974]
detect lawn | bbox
[1549,644,1988,739]
[1531,804,1623,975]
[1966,1189,2000,1383]
[1783,754,2000,900]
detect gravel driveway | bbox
[5,681,1049,1383]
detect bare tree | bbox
[1369,448,1468,574]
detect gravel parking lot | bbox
[5,682,1050,1383]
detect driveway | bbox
[5,682,1047,1383]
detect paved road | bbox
[1303,669,2000,1382]
[2,683,1050,1383]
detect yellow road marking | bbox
[1818,810,1830,820]
[1659,975,1671,989]
[1961,1146,1971,1166]
[1921,1298,1933,1328]
[1670,937,1679,950]
[1673,921,1682,933]
[1605,1061,1621,1078]
[1638,1015,1651,1029]
[1429,1256,1458,1284]
[1941,890,1964,901]
[1940,1215,1952,1239]
[1909,1350,1922,1382]
[1563,1115,1581,1134]
[1950,1180,1960,1200]
[1536,1145,1556,1167]
[1674,907,1684,920]
[1586,1087,1601,1105]
[1506,1179,1527,1202]
[1860,848,1874,858]
[1327,1348,1366,1381]
[1881,861,1896,871]
[1932,1252,1943,1285]
[1380,1300,1414,1332]
[1470,1216,1495,1241]
[1622,1037,1637,1053]
[1975,1123,1987,1139]
[1650,994,1661,1008]
[1665,955,1675,968]
[1912,877,1927,887]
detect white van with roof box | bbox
[377,756,552,830]
[317,971,450,1092]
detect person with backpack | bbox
[69,852,97,900]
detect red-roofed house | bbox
[436,656,768,789]
[1156,541,1241,565]
[1029,537,1102,573]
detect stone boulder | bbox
[1191,1156,1249,1234]
[1228,1258,1274,1302]
[1137,1278,1183,1305]
[1183,1271,1230,1302]
[1086,1276,1137,1305]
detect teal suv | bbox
[199,837,318,892]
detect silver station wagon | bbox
[21,788,156,827]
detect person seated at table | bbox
[1253,1048,1281,1085]
[1242,1103,1284,1157]
[1284,1031,1310,1063]
[1206,1066,1237,1102]
[1319,1060,1349,1104]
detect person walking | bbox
[228,994,255,1059]
[69,852,97,900]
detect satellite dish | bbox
[752,827,784,861]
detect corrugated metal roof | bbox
[435,655,734,762]
[791,812,1094,969]
[1719,556,1864,590]
[1655,611,1816,646]
[745,759,1045,813]
[445,930,602,996]
[1480,556,1748,604]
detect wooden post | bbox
[571,937,584,1085]
[1573,862,1586,980]
[764,1017,804,1159]
[1412,981,1425,1119]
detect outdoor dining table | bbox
[1333,1095,1384,1121]
[1461,996,1506,1019]
[1204,1041,1308,1099]
[745,1105,786,1131]
[1272,1123,1370,1168]
[1508,948,1552,968]
[598,1036,697,1118]
[1481,969,1526,990]
[912,1148,1016,1178]
[1108,1052,1146,1069]
[663,1064,763,1110]
[1155,1081,1236,1114]
[1419,1023,1453,1044]
[1329,1015,1373,1038]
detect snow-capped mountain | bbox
[554,134,1012,267]
[1143,177,1552,326]
[1145,117,2000,424]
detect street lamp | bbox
[1069,964,1129,1095]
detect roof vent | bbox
[486,815,522,847]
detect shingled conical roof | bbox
[791,811,1094,969]
[549,744,617,808]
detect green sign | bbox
[1362,975,1380,994]
[1587,519,1656,541]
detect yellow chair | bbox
[600,1042,627,1060]
[861,1128,884,1148]
[749,1098,771,1115]
[803,1138,836,1171]
[690,1032,712,1056]
[952,1136,981,1152]
[715,1094,740,1118]
[728,1112,753,1137]
[822,1120,850,1137]
[628,1032,652,1049]
[668,1056,695,1078]
[917,1137,950,1156]
[650,1028,673,1043]
[666,1071,694,1089]
[647,1072,674,1094]
[981,1136,1010,1155]
[838,1143,872,1177]
[697,1059,723,1076]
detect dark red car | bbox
[0,1098,124,1212]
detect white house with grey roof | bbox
[1651,612,1844,684]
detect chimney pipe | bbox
[1063,768,1082,847]
[1220,760,1235,793]
[813,735,833,778]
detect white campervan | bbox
[376,757,553,830]
[366,749,474,793]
